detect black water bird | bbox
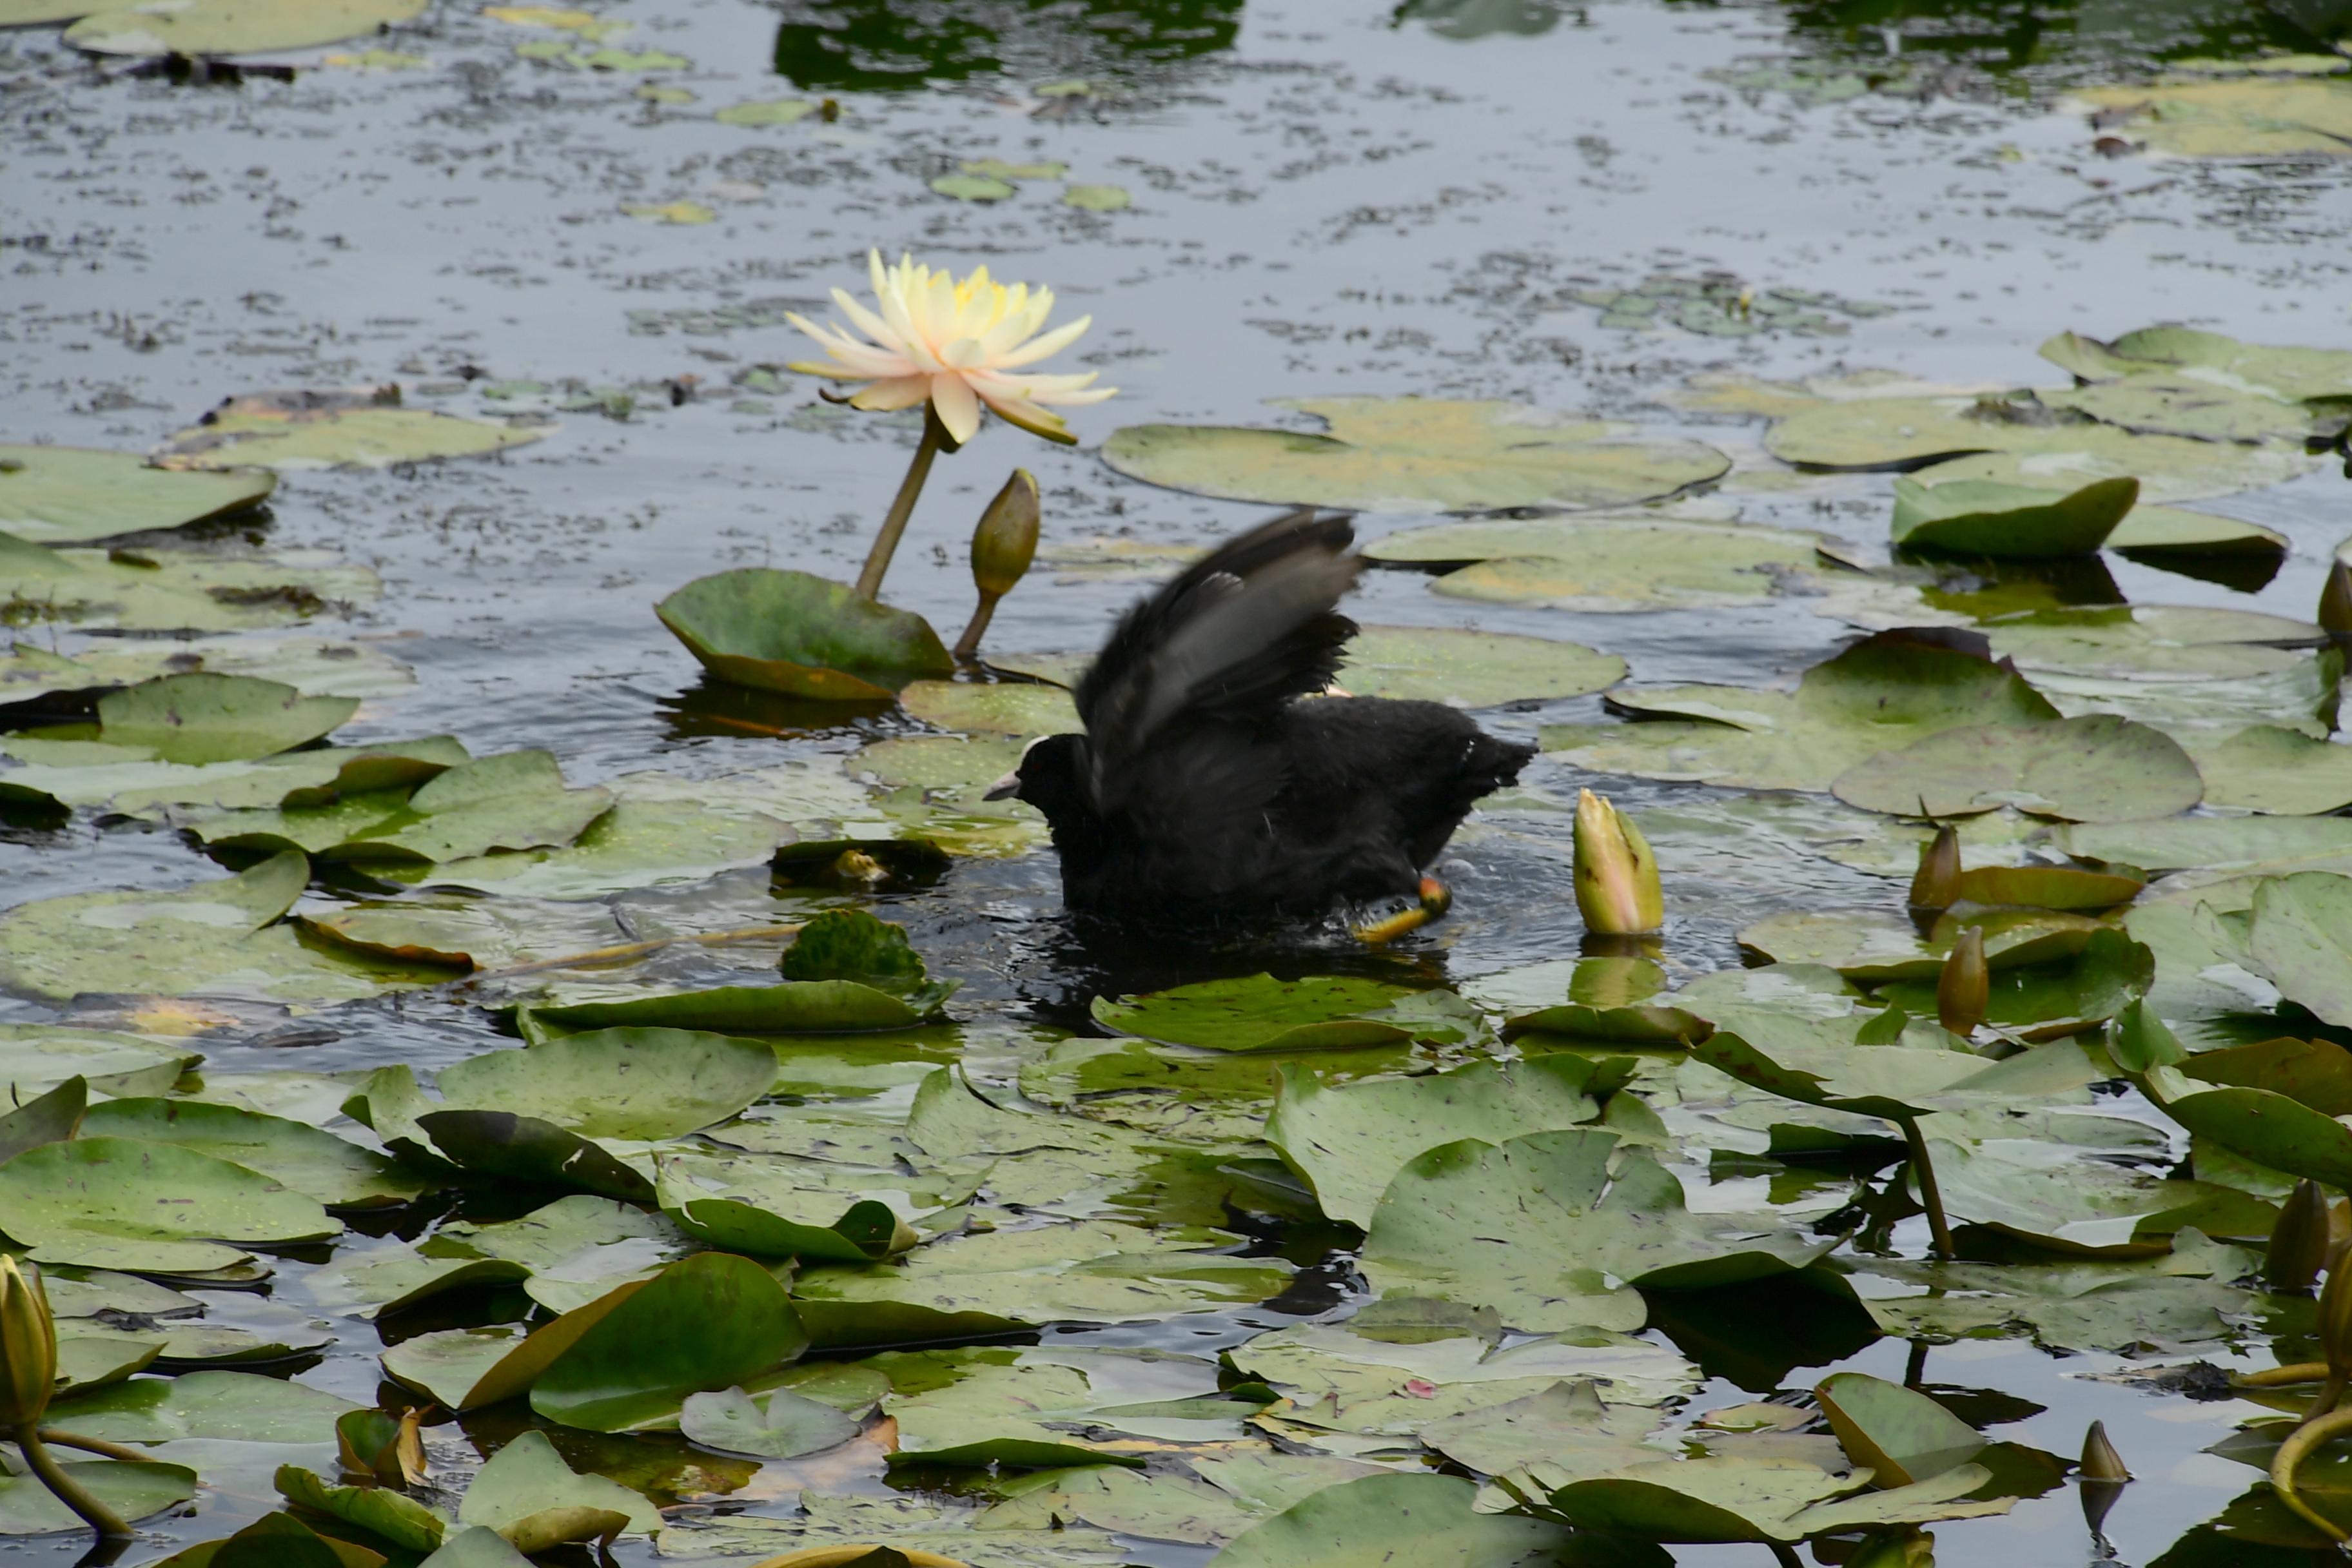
[985,509,1534,933]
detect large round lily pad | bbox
[0,1460,197,1535]
[1543,630,2060,794]
[1334,625,1622,706]
[79,1097,422,1208]
[0,446,273,544]
[656,569,952,701]
[899,678,1079,736]
[0,1135,340,1271]
[0,850,430,1004]
[92,672,357,765]
[1376,516,1827,613]
[1830,715,2203,823]
[1104,398,1730,513]
[0,529,380,634]
[2040,374,2321,444]
[1210,1473,1574,1567]
[436,1028,778,1140]
[1092,974,1441,1053]
[2190,726,2352,814]
[159,396,540,468]
[2041,324,2352,403]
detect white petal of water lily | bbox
[994,315,1093,369]
[930,373,983,444]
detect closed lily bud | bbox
[2322,1254,2352,1375]
[2322,557,2352,640]
[1574,789,1663,936]
[954,469,1041,661]
[1908,823,1961,916]
[2269,1179,2332,1292]
[2080,1420,2130,1482]
[0,1255,57,1427]
[1936,926,1988,1035]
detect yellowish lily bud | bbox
[1573,789,1663,936]
[970,469,1041,600]
[0,1255,57,1427]
[2322,558,2352,640]
[2269,1179,2333,1292]
[2322,1254,2352,1375]
[954,470,1041,661]
[2080,1420,2130,1483]
[1908,823,1961,916]
[1936,926,1988,1035]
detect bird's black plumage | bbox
[991,509,1535,923]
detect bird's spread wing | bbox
[1075,509,1359,808]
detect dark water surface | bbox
[5,0,2352,1562]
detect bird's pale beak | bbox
[982,769,1022,801]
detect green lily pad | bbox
[1366,514,1827,612]
[277,1465,447,1553]
[1696,1030,2097,1131]
[0,529,380,634]
[2178,1034,2352,1115]
[1,735,467,819]
[656,1155,923,1264]
[435,1028,777,1140]
[1063,183,1131,211]
[2188,727,2352,814]
[457,1429,660,1535]
[522,981,939,1037]
[977,1465,1255,1545]
[1889,476,2139,556]
[656,568,952,700]
[1520,1456,2008,1544]
[876,1344,1222,1469]
[1763,391,2311,502]
[83,672,358,765]
[1210,1472,1577,1567]
[1952,865,2144,909]
[1877,928,2154,1039]
[1544,630,2059,793]
[0,445,273,544]
[663,1492,1124,1566]
[2059,814,2352,871]
[1092,974,1436,1053]
[300,896,625,972]
[2041,374,2322,444]
[1360,1130,1841,1332]
[2107,504,2289,555]
[1264,1057,1603,1228]
[0,1135,340,1271]
[2245,872,2352,1028]
[2040,324,2352,403]
[714,98,818,125]
[1328,625,1623,705]
[0,1028,199,1099]
[1104,398,1730,513]
[1416,1378,1667,1480]
[2069,75,2352,156]
[1830,715,2202,823]
[158,395,544,469]
[0,1459,197,1535]
[195,749,613,863]
[897,678,1080,736]
[792,1216,1291,1331]
[931,173,1017,201]
[0,1075,86,1164]
[421,1527,536,1568]
[0,850,427,1003]
[77,1098,421,1208]
[43,1369,360,1444]
[678,1384,861,1458]
[529,1253,808,1431]
[413,1112,654,1202]
[0,634,410,710]
[1814,1371,1986,1484]
[1737,908,2105,982]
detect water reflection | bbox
[1392,0,1578,41]
[770,0,1244,92]
[1668,0,2340,82]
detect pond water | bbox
[3,0,2352,1563]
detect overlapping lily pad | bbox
[1889,476,2139,556]
[0,1135,340,1270]
[0,529,379,634]
[0,445,274,544]
[1544,630,2059,793]
[1830,715,2202,822]
[1366,514,1827,611]
[1104,398,1730,512]
[1093,974,1467,1053]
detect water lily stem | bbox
[952,589,1004,663]
[37,1431,150,1465]
[1897,1115,1955,1260]
[2308,1373,2348,1425]
[2271,1403,2352,1542]
[856,413,944,601]
[1767,1543,1803,1568]
[12,1424,133,1541]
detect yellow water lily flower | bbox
[786,251,1115,446]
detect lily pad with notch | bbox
[1888,476,2139,557]
[1366,514,1828,612]
[1830,714,2202,823]
[0,444,274,544]
[1104,397,1730,513]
